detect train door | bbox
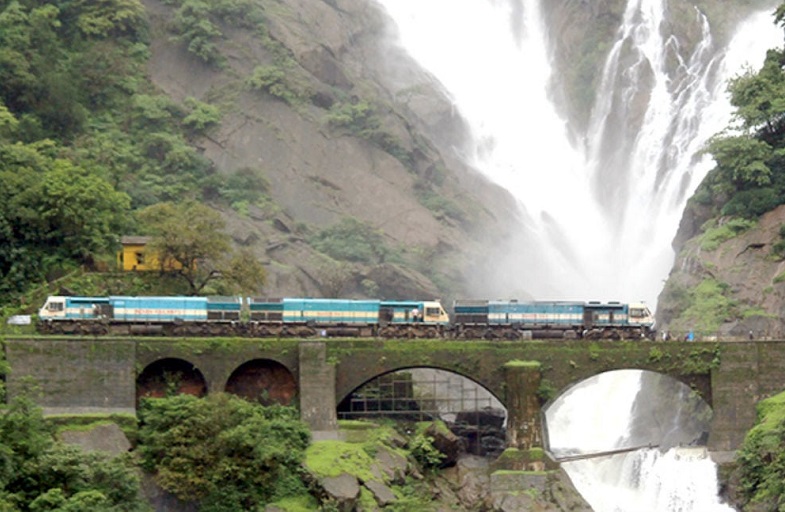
[380,307,394,325]
[583,309,594,329]
[96,303,114,319]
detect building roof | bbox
[120,236,152,245]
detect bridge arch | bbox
[337,365,505,408]
[225,359,296,405]
[335,359,504,410]
[136,357,207,403]
[338,366,507,457]
[543,369,712,458]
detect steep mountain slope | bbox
[656,205,785,339]
[141,0,517,300]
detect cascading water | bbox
[373,0,782,508]
[375,0,782,307]
[545,371,730,512]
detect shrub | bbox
[182,97,220,133]
[247,66,309,106]
[672,279,737,333]
[137,394,310,510]
[721,187,780,218]
[171,0,223,65]
[309,218,388,264]
[408,433,444,470]
[736,391,785,509]
[326,101,379,135]
[325,100,414,167]
[700,218,756,251]
[414,187,466,223]
[772,224,785,259]
[219,166,269,205]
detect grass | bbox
[504,360,542,368]
[699,218,756,251]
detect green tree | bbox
[182,97,220,134]
[66,0,147,39]
[137,394,310,511]
[171,0,222,65]
[137,201,266,294]
[727,48,785,143]
[0,396,146,511]
[0,139,131,299]
[706,135,772,188]
[699,10,785,220]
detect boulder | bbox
[364,480,396,507]
[374,446,409,484]
[58,422,131,455]
[320,473,360,512]
[425,422,464,468]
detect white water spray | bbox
[375,0,781,306]
[545,371,731,512]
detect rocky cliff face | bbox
[141,0,518,300]
[656,205,785,339]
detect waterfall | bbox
[375,0,781,307]
[373,1,781,507]
[545,371,731,512]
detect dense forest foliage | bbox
[734,390,785,510]
[137,394,311,511]
[0,0,270,312]
[0,386,462,510]
[0,395,148,511]
[0,390,319,511]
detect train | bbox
[36,295,655,339]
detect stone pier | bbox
[504,360,543,450]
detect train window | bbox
[48,302,64,312]
[630,308,643,317]
[425,307,440,316]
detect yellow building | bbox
[117,236,182,271]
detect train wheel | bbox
[585,329,602,340]
[378,326,396,338]
[463,328,480,340]
[297,326,317,337]
[504,330,521,340]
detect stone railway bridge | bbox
[4,337,781,454]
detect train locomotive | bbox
[453,299,654,339]
[36,295,654,339]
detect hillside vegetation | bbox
[0,0,515,319]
